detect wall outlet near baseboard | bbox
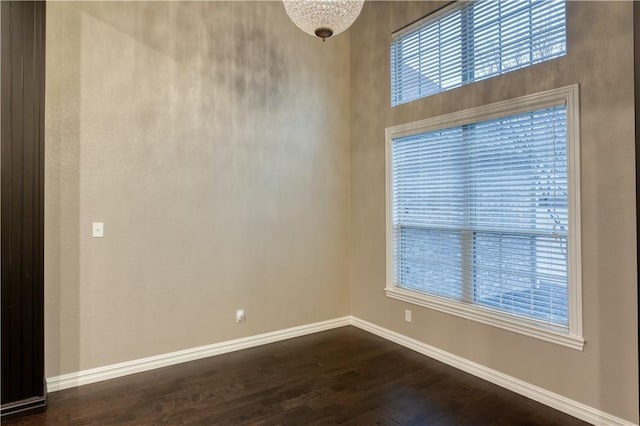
[236,309,246,323]
[404,309,412,322]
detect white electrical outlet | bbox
[92,222,104,238]
[404,309,412,322]
[236,309,246,323]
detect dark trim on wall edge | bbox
[0,381,47,419]
[1,0,47,410]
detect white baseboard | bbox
[350,317,637,426]
[46,315,636,426]
[46,316,351,392]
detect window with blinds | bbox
[385,86,583,348]
[391,0,566,106]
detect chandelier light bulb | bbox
[283,0,364,42]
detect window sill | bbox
[384,286,585,351]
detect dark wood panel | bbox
[5,327,587,425]
[1,0,46,415]
[0,1,14,403]
[34,0,46,401]
[22,0,37,397]
[8,0,26,401]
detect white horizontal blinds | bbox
[391,8,463,106]
[393,128,466,299]
[392,104,569,326]
[469,1,566,81]
[391,0,566,106]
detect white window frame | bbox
[390,0,567,106]
[385,85,584,350]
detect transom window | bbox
[391,0,567,106]
[385,86,583,350]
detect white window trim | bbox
[390,1,567,106]
[392,2,462,39]
[385,85,584,351]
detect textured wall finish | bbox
[44,1,639,422]
[349,1,638,423]
[45,1,350,377]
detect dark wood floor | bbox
[4,326,587,425]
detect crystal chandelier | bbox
[283,0,364,42]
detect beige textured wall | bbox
[349,1,638,423]
[45,0,639,421]
[45,1,350,377]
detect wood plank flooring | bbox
[4,326,588,425]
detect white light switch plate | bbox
[92,222,104,238]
